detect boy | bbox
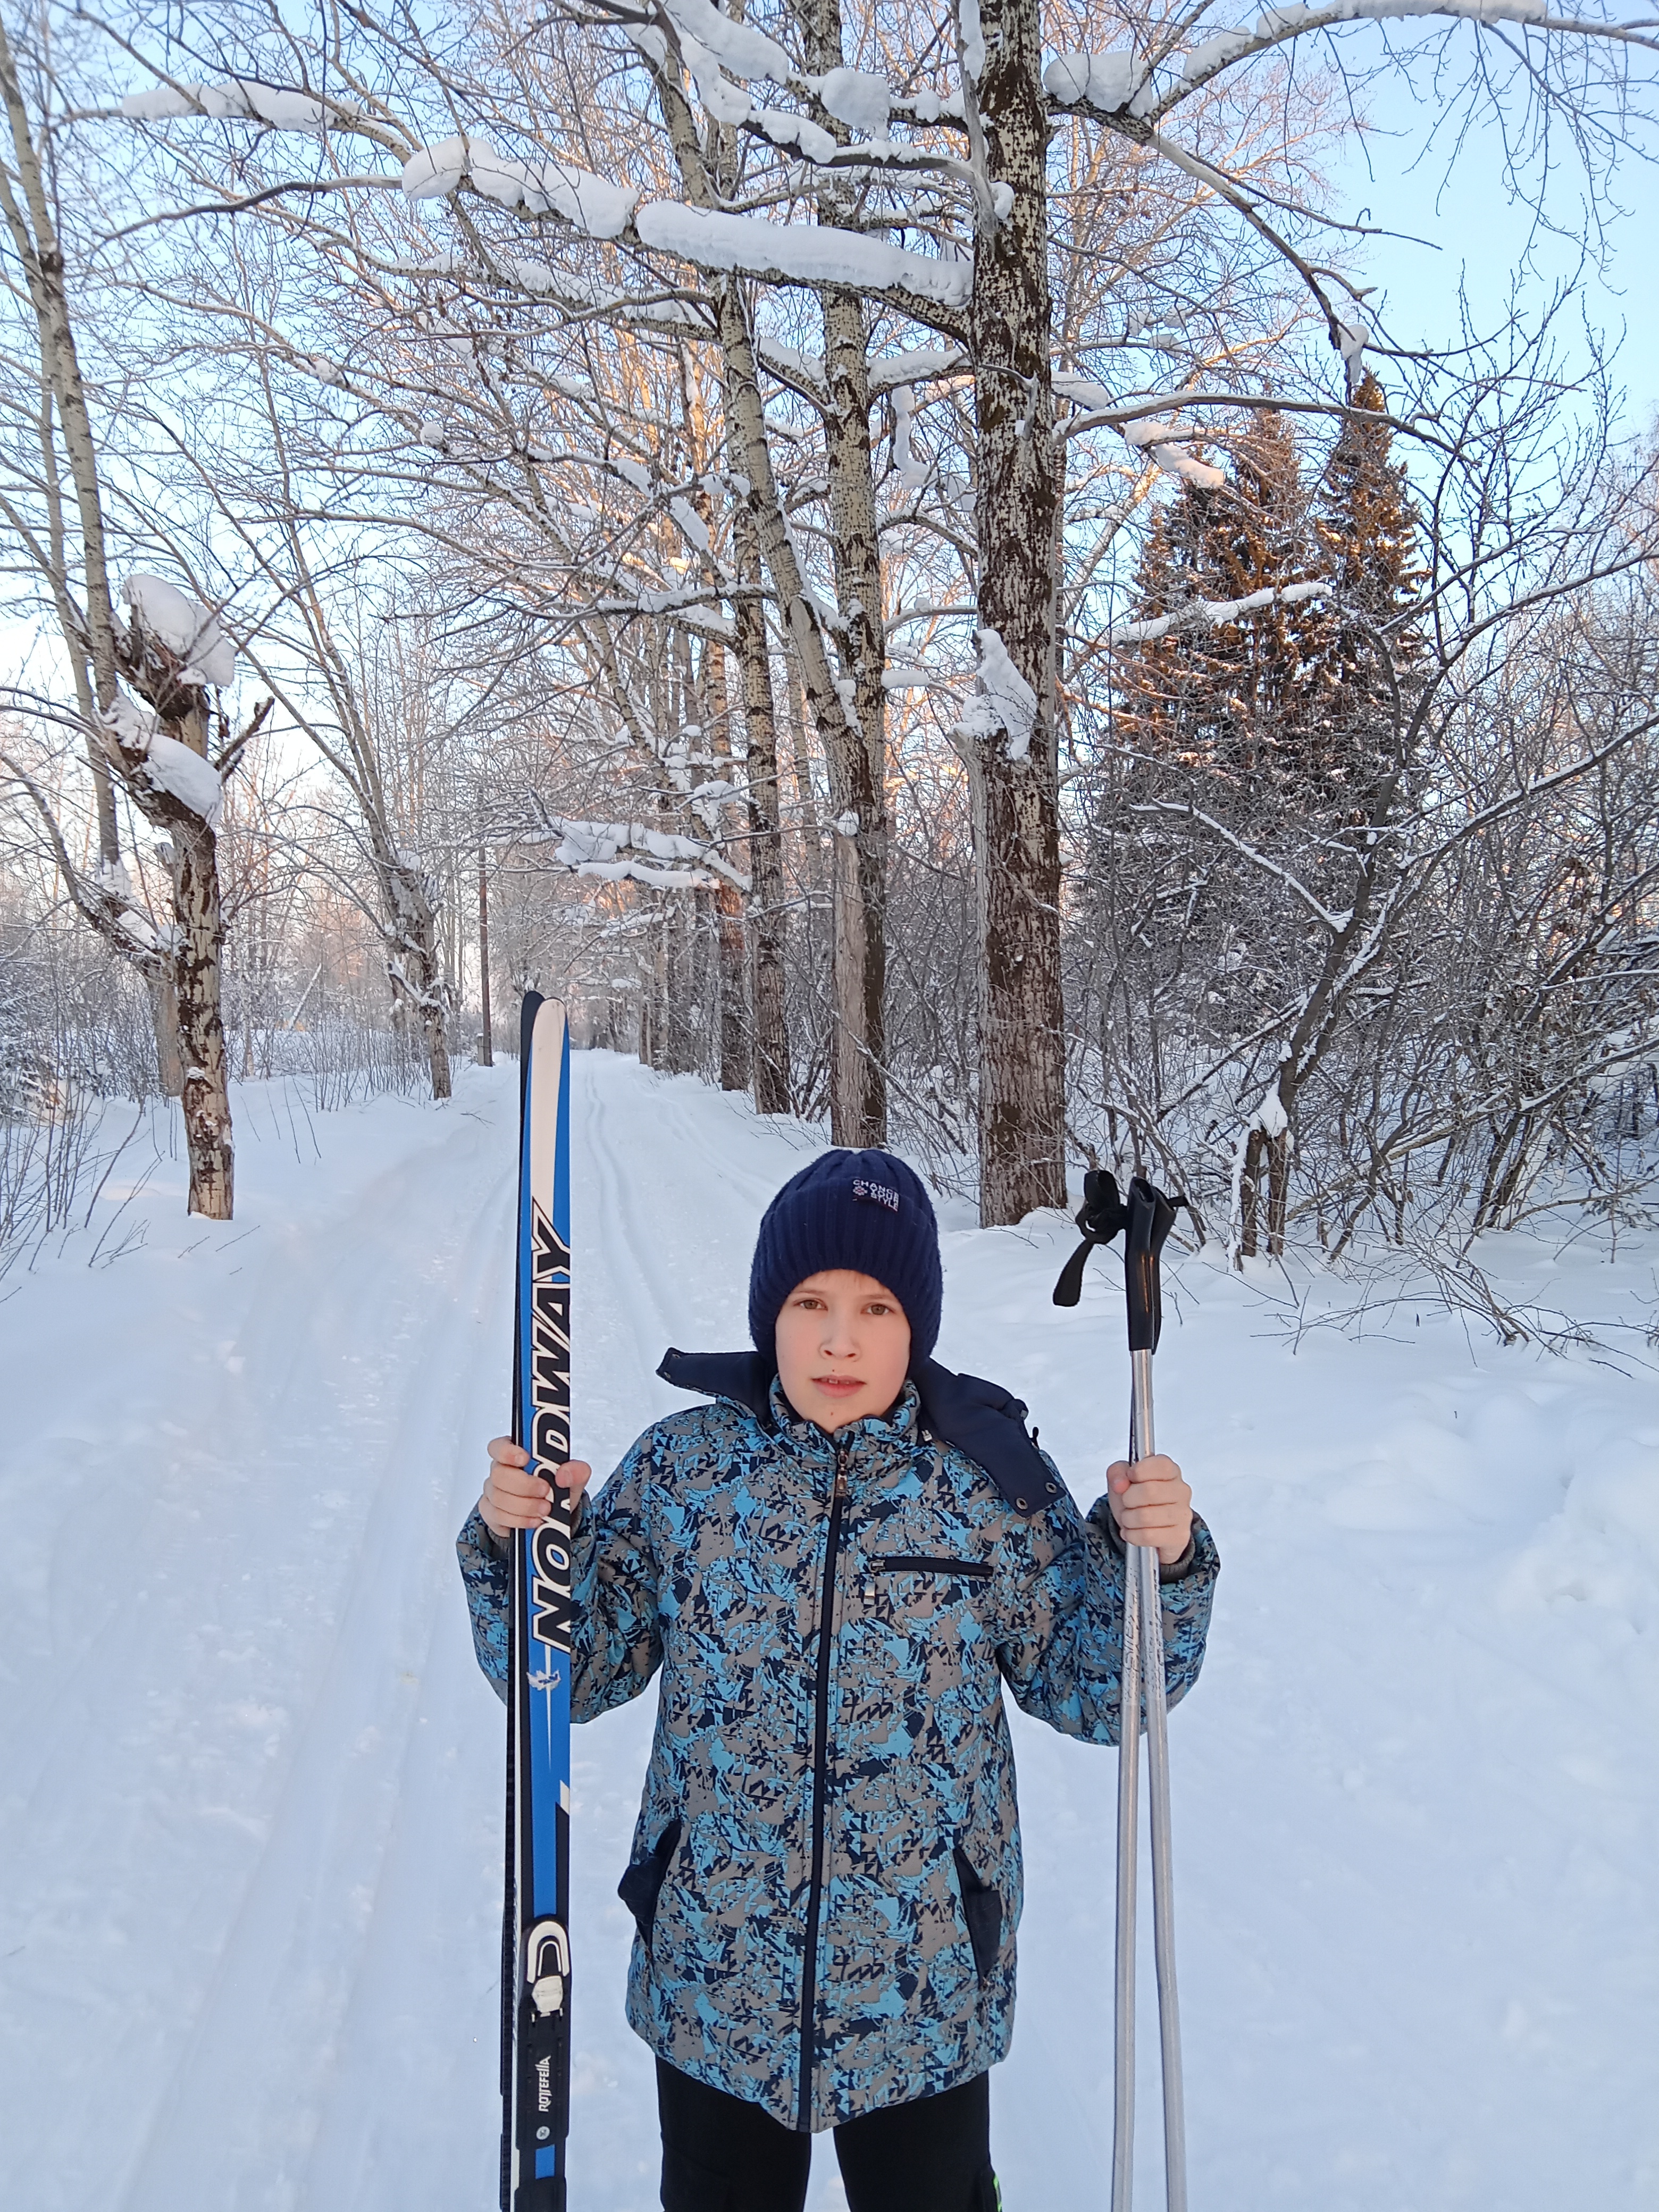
[458,1147,1218,2212]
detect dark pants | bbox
[657,2059,999,2212]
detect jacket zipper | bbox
[797,1443,849,2132]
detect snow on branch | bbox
[400,136,636,238]
[956,629,1038,760]
[868,346,968,393]
[1109,579,1329,646]
[101,697,225,830]
[518,816,749,892]
[121,575,236,687]
[593,590,734,638]
[117,80,356,132]
[633,203,971,311]
[1119,415,1227,489]
[658,0,793,86]
[1044,51,1146,113]
[1053,376,1233,485]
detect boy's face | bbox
[774,1269,912,1432]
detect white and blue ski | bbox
[504,992,575,2211]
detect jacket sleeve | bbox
[456,1502,512,1704]
[993,1472,1219,1746]
[454,1432,667,1717]
[568,1434,664,1721]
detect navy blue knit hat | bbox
[748,1149,942,1368]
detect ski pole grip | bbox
[1051,1169,1127,1307]
[1124,1178,1182,1353]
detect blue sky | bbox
[1326,57,1657,438]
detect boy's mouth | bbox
[811,1374,863,1395]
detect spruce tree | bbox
[1113,412,1322,816]
[1304,370,1426,816]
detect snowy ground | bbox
[2,1052,1656,2210]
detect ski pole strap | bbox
[1051,1168,1129,1307]
[1123,1178,1183,1353]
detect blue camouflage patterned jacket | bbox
[457,1348,1218,2133]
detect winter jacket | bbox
[456,1350,1218,2134]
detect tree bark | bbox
[477,849,494,1067]
[716,878,750,1090]
[149,969,186,1098]
[172,805,233,1218]
[1239,1127,1264,1259]
[732,510,790,1115]
[967,0,1067,1224]
[801,0,890,1147]
[382,852,452,1100]
[822,281,889,1149]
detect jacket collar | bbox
[655,1347,1063,1517]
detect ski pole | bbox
[1125,1178,1186,2212]
[1054,1173,1187,2212]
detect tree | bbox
[0,16,247,1215]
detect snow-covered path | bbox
[2,1054,1656,2209]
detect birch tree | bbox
[0,15,250,1216]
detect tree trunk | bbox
[1266,1128,1289,1257]
[701,633,751,1094]
[966,0,1066,1225]
[1239,1127,1264,1260]
[171,805,234,1217]
[717,878,750,1090]
[733,511,790,1116]
[801,0,890,1147]
[150,971,186,1098]
[477,849,493,1067]
[384,854,452,1100]
[822,281,889,1149]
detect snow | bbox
[118,80,340,133]
[1252,1084,1290,1138]
[749,104,841,163]
[958,626,1040,761]
[683,37,754,126]
[659,0,793,85]
[1112,578,1329,646]
[103,693,158,752]
[1337,312,1371,389]
[867,345,966,393]
[399,137,636,239]
[960,0,987,80]
[1184,29,1258,76]
[633,203,972,309]
[890,383,929,490]
[121,574,236,688]
[1044,50,1141,113]
[143,732,224,829]
[5,1054,1659,2210]
[819,67,892,137]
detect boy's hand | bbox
[480,1436,592,1541]
[1106,1454,1193,1567]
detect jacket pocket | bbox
[617,1817,683,1947]
[875,1555,993,1580]
[953,1845,1003,1981]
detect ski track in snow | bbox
[2,1053,1656,2209]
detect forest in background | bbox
[1,0,1656,1332]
